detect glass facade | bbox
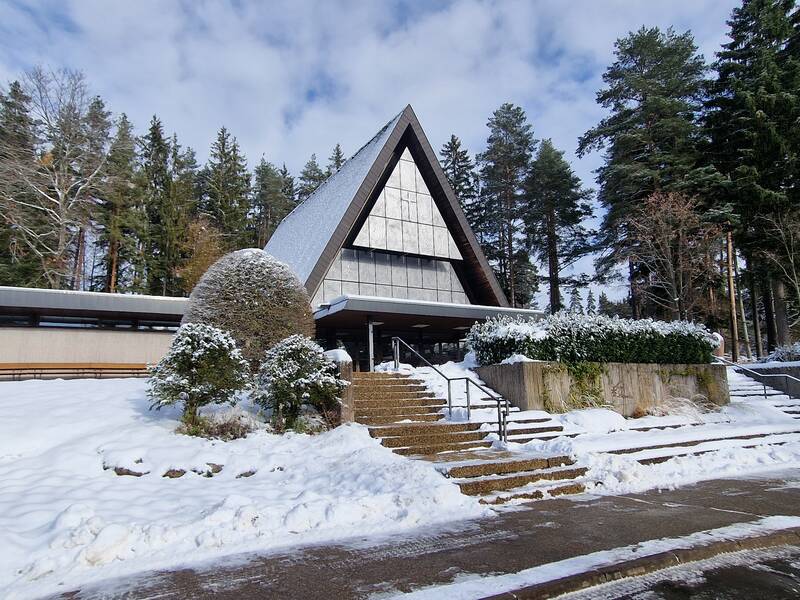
[352,149,461,260]
[313,248,469,305]
[312,147,470,308]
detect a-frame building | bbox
[267,105,540,369]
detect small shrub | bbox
[178,408,259,442]
[148,323,251,427]
[762,341,800,363]
[254,334,347,430]
[467,312,718,366]
[182,248,315,366]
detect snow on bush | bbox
[761,341,800,363]
[467,312,719,366]
[254,335,347,430]
[182,248,314,366]
[148,323,251,428]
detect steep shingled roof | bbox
[265,110,403,284]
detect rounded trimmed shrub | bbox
[148,323,251,426]
[182,248,314,366]
[253,334,347,429]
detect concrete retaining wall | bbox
[0,327,174,364]
[475,361,729,417]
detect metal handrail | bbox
[391,336,509,442]
[714,356,800,401]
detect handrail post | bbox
[465,381,471,420]
[447,379,452,417]
[392,337,400,370]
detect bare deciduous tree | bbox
[758,211,800,328]
[0,67,110,288]
[622,192,720,321]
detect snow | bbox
[379,358,800,500]
[389,515,800,599]
[264,110,403,284]
[0,377,488,599]
[323,348,352,363]
[500,353,535,364]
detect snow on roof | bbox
[265,109,404,284]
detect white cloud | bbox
[0,0,740,300]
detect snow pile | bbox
[500,354,535,365]
[0,378,487,599]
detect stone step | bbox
[356,405,443,418]
[637,437,796,465]
[356,413,442,425]
[354,389,434,400]
[379,430,487,448]
[393,440,492,456]
[504,424,563,436]
[443,455,574,479]
[609,429,800,456]
[356,397,445,409]
[368,422,481,438]
[480,481,586,505]
[352,373,420,381]
[456,465,589,496]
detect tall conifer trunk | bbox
[546,207,559,313]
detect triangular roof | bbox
[265,105,508,307]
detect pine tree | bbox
[705,0,799,347]
[279,163,296,205]
[586,289,597,315]
[440,135,478,206]
[568,287,584,314]
[297,154,326,201]
[94,114,145,292]
[140,116,173,295]
[477,103,538,307]
[326,143,345,176]
[525,139,593,314]
[578,27,708,318]
[200,127,250,249]
[250,158,294,247]
[0,80,41,286]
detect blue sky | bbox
[0,0,740,302]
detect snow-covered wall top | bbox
[264,110,403,285]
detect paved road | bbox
[60,470,800,599]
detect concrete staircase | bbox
[352,371,587,504]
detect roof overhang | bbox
[0,286,187,322]
[313,294,542,332]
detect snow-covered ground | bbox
[0,378,488,600]
[380,357,800,498]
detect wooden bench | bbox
[0,363,150,381]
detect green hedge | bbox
[466,313,718,366]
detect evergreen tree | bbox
[279,163,296,205]
[440,134,478,205]
[568,287,584,314]
[525,139,593,314]
[297,153,326,201]
[0,80,41,286]
[326,143,345,176]
[250,158,294,247]
[477,103,538,307]
[578,27,708,317]
[586,289,597,315]
[705,0,799,346]
[94,114,145,292]
[140,116,173,295]
[200,127,250,249]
